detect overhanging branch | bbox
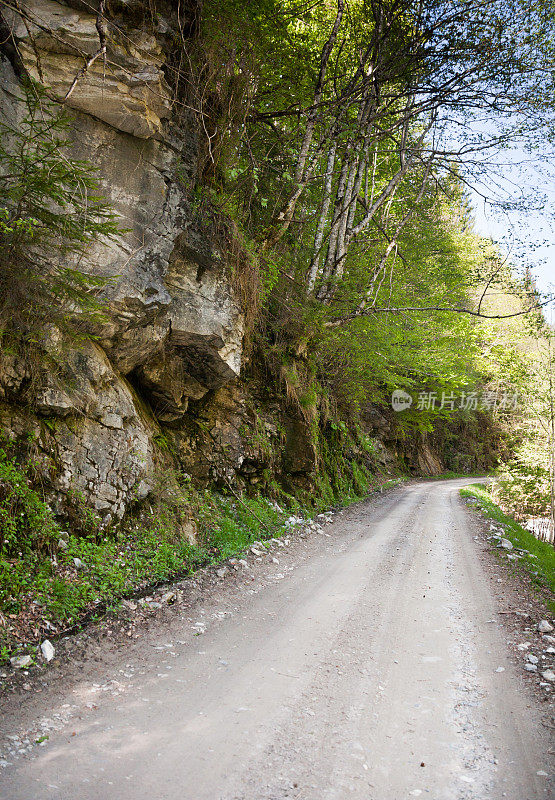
[323,295,555,328]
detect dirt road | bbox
[1,479,552,799]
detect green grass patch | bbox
[0,453,404,660]
[461,483,555,611]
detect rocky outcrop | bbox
[415,437,444,476]
[0,0,245,521]
[165,383,276,488]
[0,332,155,521]
[4,0,172,138]
[2,0,244,372]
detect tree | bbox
[481,293,555,543]
[203,0,555,322]
[0,80,119,359]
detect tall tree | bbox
[204,0,555,319]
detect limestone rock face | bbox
[0,352,29,401]
[2,1,244,385]
[166,237,245,389]
[0,1,245,519]
[135,350,208,423]
[6,0,172,138]
[164,383,286,490]
[37,337,155,519]
[0,341,154,522]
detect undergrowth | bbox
[461,484,555,611]
[0,444,402,660]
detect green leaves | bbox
[0,446,60,559]
[0,78,120,346]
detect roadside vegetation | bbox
[461,484,555,612]
[0,435,401,660]
[490,328,555,543]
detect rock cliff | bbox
[0,0,246,523]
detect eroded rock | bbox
[0,3,245,522]
[6,0,172,138]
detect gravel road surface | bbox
[0,478,552,799]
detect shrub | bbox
[0,79,119,360]
[0,446,59,558]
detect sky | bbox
[472,196,555,298]
[468,144,555,307]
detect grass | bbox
[0,489,287,656]
[0,454,404,661]
[461,483,555,612]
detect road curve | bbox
[0,478,552,799]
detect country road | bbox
[1,479,552,799]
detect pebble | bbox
[526,654,538,664]
[499,538,513,550]
[538,620,554,634]
[540,670,555,682]
[10,655,32,669]
[73,558,84,570]
[216,568,227,578]
[524,664,537,672]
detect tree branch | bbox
[63,0,107,102]
[323,296,555,328]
